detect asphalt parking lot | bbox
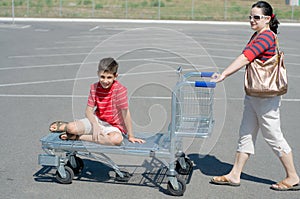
[0,19,299,199]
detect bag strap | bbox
[273,33,280,53]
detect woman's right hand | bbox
[211,72,226,83]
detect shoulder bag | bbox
[244,36,288,97]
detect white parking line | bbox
[1,17,300,26]
[0,94,85,98]
[0,94,299,103]
[0,24,31,29]
[0,62,84,71]
[34,29,49,32]
[89,26,100,31]
[8,52,89,58]
[35,46,94,50]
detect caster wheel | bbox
[55,166,74,184]
[175,157,193,175]
[167,177,186,196]
[67,156,84,174]
[115,171,132,182]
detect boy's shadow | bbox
[188,154,276,185]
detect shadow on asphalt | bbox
[33,153,275,196]
[33,157,192,196]
[189,154,276,185]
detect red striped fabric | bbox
[243,30,276,62]
[87,80,128,134]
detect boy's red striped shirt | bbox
[87,80,128,134]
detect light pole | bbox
[12,0,15,24]
[158,0,161,20]
[224,0,227,20]
[125,0,128,19]
[191,0,194,20]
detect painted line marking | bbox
[1,18,299,27]
[34,29,50,32]
[0,62,84,71]
[0,94,299,103]
[89,26,100,31]
[0,24,31,29]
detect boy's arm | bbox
[85,106,102,141]
[121,109,145,144]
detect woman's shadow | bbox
[188,154,276,185]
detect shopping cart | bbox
[38,71,216,196]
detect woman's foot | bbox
[49,121,68,133]
[211,175,240,186]
[271,177,300,191]
[271,181,300,191]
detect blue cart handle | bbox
[195,81,216,88]
[183,71,215,79]
[200,72,215,77]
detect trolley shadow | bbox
[34,156,193,195]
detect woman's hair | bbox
[252,1,280,34]
[98,57,119,75]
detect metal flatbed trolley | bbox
[38,71,216,196]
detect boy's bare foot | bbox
[49,121,68,133]
[59,133,79,141]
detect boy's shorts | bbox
[79,117,122,136]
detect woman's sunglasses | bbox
[248,15,267,20]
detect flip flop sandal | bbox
[59,132,79,141]
[271,181,300,191]
[211,176,240,187]
[49,121,68,133]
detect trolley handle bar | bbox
[183,71,215,79]
[200,72,215,77]
[195,81,216,88]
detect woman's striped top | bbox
[243,30,276,62]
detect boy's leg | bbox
[50,120,86,135]
[56,118,123,145]
[79,123,123,146]
[80,131,123,146]
[66,120,87,135]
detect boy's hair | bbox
[98,57,118,75]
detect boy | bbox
[49,57,145,146]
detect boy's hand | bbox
[92,124,102,141]
[128,137,145,144]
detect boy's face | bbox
[98,70,117,89]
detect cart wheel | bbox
[167,177,186,196]
[175,158,193,175]
[55,166,74,184]
[115,171,132,182]
[67,156,84,174]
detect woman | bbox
[211,1,299,191]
